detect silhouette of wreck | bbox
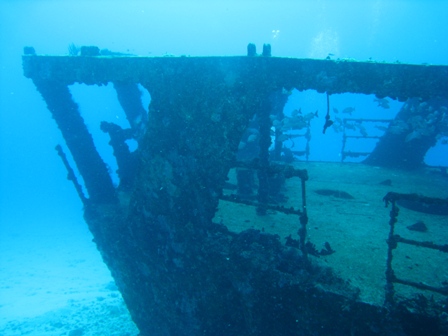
[23,45,448,335]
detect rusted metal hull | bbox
[23,53,448,335]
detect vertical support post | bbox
[256,99,271,215]
[270,90,289,162]
[299,176,309,264]
[385,200,399,308]
[305,126,311,161]
[341,131,347,162]
[247,43,257,57]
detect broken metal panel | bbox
[364,97,448,169]
[112,82,148,138]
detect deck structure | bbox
[23,47,448,335]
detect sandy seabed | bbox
[1,162,447,335]
[0,216,139,336]
[216,162,448,306]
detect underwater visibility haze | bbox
[1,1,448,335]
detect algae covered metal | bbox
[23,47,448,335]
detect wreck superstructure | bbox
[23,46,448,335]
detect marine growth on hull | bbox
[23,44,448,335]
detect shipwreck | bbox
[23,44,448,335]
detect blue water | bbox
[1,1,447,334]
